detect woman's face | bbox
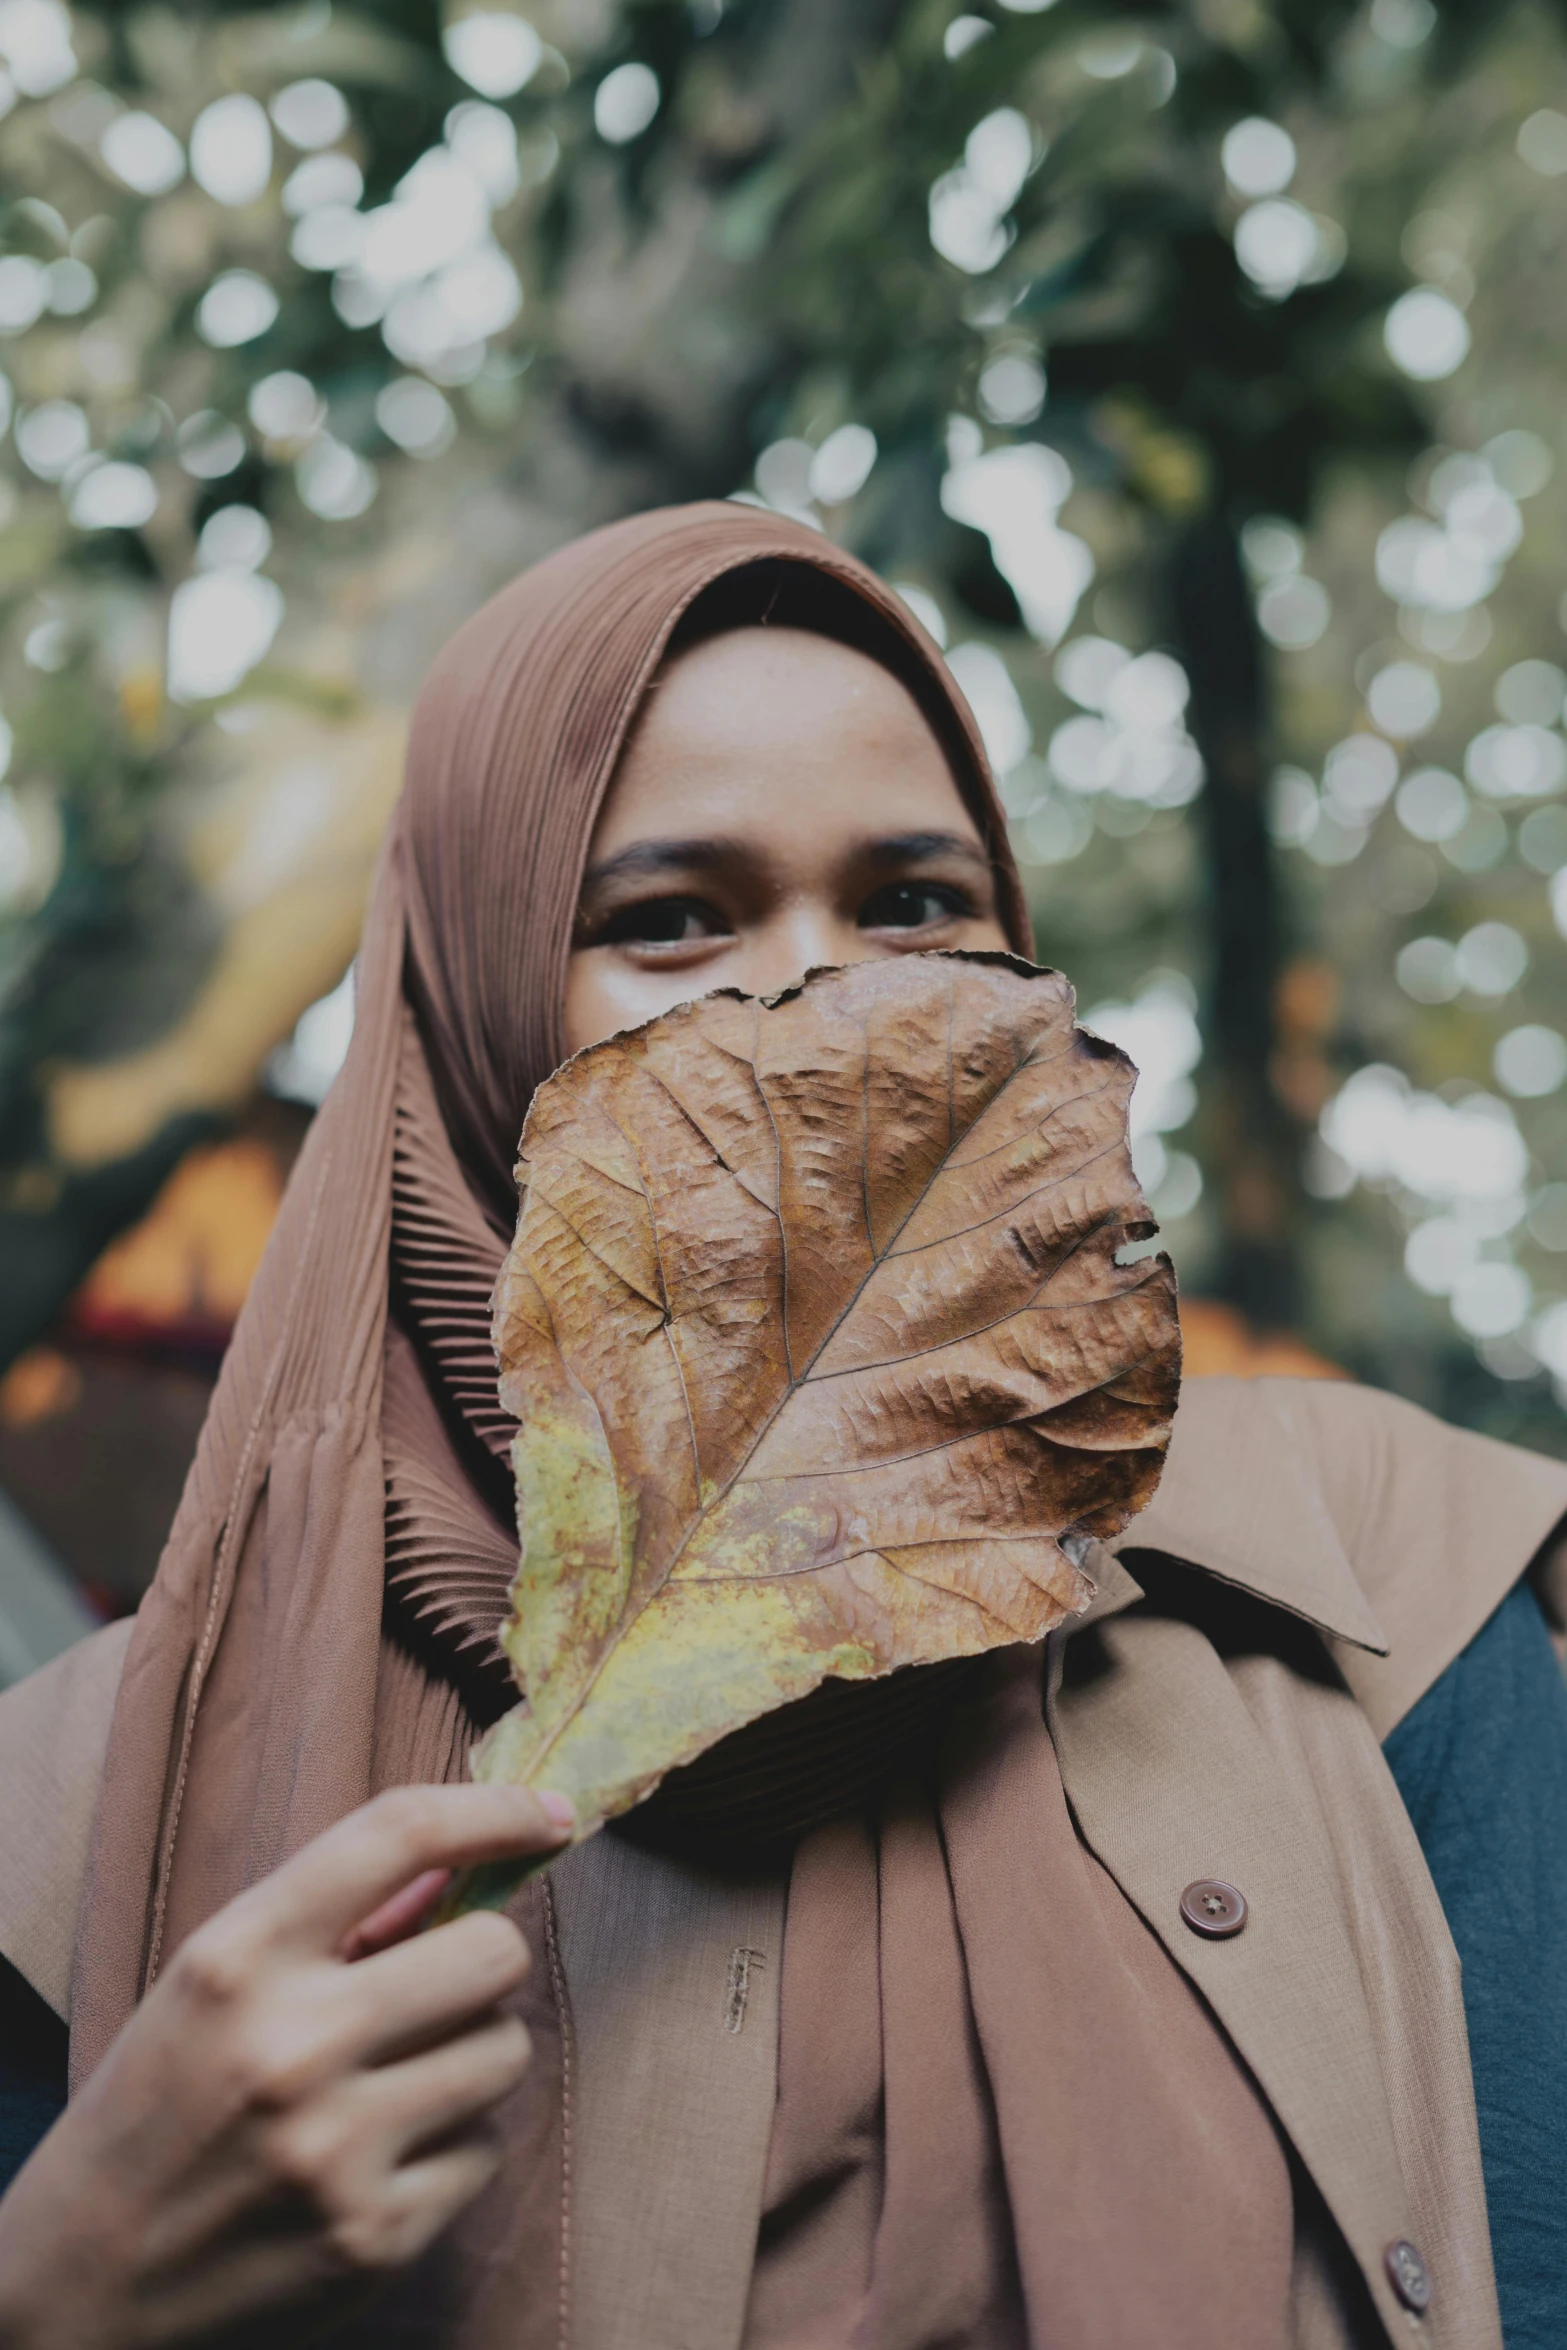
[564,623,1012,1054]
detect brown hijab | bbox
[72,501,1293,2349]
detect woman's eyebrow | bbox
[867,831,993,871]
[579,828,994,896]
[579,837,741,892]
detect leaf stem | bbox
[425,1846,557,1926]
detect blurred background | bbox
[0,0,1565,1671]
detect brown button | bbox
[1385,2239,1432,2314]
[1180,1879,1247,1938]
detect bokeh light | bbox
[376,377,457,458]
[1518,108,1567,175]
[270,79,350,151]
[99,110,184,196]
[808,424,877,504]
[1384,287,1472,380]
[594,62,660,145]
[1495,1025,1567,1099]
[443,13,543,101]
[1367,660,1440,737]
[941,437,1093,646]
[190,94,272,207]
[195,506,272,573]
[929,108,1032,273]
[1221,117,1296,197]
[1083,979,1203,1203]
[197,271,280,348]
[947,641,1031,775]
[978,352,1046,426]
[68,462,157,530]
[167,572,284,702]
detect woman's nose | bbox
[736,906,872,997]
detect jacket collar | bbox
[1095,1375,1389,1656]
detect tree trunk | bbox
[1165,510,1303,1327]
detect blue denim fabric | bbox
[1385,1579,1567,2350]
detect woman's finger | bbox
[349,2012,531,2163]
[126,2133,503,2340]
[330,1912,533,2069]
[238,1784,574,1956]
[341,1868,452,1962]
[336,2138,506,2277]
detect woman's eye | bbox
[859,881,968,931]
[595,896,730,949]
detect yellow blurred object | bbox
[46,703,406,1172]
[0,1345,84,1429]
[1180,1298,1346,1382]
[1089,394,1211,518]
[75,1138,287,1333]
[119,667,164,744]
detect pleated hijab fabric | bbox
[69,499,1293,2350]
[744,1652,1294,2350]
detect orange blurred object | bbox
[1274,956,1339,1042]
[71,1137,287,1352]
[1180,1297,1345,1382]
[0,1345,84,1430]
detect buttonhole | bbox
[724,1945,765,2034]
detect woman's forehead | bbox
[643,622,940,736]
[594,624,975,846]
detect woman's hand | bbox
[0,1782,573,2350]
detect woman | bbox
[0,501,1565,2350]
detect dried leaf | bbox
[472,951,1180,1838]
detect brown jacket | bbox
[5,1374,1567,2350]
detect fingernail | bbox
[539,1791,575,1832]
